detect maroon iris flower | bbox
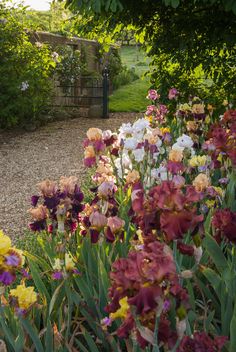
[128,286,162,314]
[212,209,236,243]
[84,156,96,167]
[167,161,185,174]
[178,332,227,352]
[177,242,194,256]
[206,120,236,166]
[133,181,203,241]
[106,237,187,348]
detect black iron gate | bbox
[52,68,109,118]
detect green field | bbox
[109,45,151,112]
[119,45,150,76]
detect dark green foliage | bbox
[66,0,236,101]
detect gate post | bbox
[102,66,109,119]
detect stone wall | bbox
[29,32,105,117]
[30,31,100,72]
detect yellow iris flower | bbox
[189,155,207,167]
[0,230,11,256]
[110,296,130,320]
[10,284,37,310]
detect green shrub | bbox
[107,46,142,90]
[0,1,56,128]
[112,66,139,90]
[136,61,147,67]
[54,45,87,95]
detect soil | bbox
[0,113,141,240]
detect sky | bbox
[22,0,52,11]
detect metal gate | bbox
[52,68,109,118]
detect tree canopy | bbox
[65,0,236,101]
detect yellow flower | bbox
[0,230,11,256]
[84,145,96,158]
[192,96,201,102]
[206,200,215,208]
[10,284,37,310]
[65,253,76,271]
[126,170,140,184]
[189,155,207,167]
[213,187,224,198]
[37,179,57,197]
[28,205,48,221]
[186,120,198,132]
[0,256,4,266]
[169,149,183,162]
[110,296,129,320]
[53,258,62,271]
[205,115,211,124]
[207,104,214,112]
[192,103,205,114]
[86,128,103,141]
[144,132,159,145]
[59,176,78,195]
[178,103,192,112]
[145,115,154,123]
[136,229,144,244]
[142,282,151,287]
[160,127,170,134]
[223,99,228,106]
[192,173,210,192]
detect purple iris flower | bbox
[193,113,206,121]
[5,254,20,267]
[219,178,229,185]
[74,185,84,202]
[163,300,171,312]
[198,165,207,172]
[0,271,15,285]
[15,308,27,316]
[44,196,60,209]
[72,269,81,275]
[72,202,84,216]
[149,144,158,154]
[31,195,39,207]
[29,220,46,232]
[21,269,31,279]
[52,271,63,280]
[163,132,172,143]
[101,317,112,326]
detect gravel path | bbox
[0,113,140,239]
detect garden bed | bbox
[0,89,235,351]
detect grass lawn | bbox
[109,77,150,112]
[109,45,151,112]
